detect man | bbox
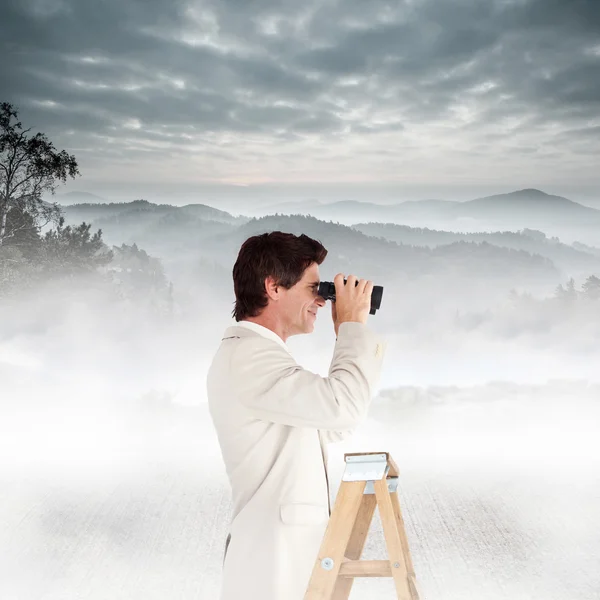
[207,231,387,600]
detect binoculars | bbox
[317,279,384,315]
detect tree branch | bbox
[8,171,42,199]
[10,147,30,177]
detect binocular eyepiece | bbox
[317,279,384,315]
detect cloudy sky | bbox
[2,0,600,206]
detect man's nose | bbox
[315,295,326,307]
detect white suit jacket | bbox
[206,320,387,600]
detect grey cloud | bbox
[536,62,600,106]
[350,121,405,135]
[1,0,599,188]
[3,0,187,56]
[512,0,600,35]
[556,125,600,141]
[230,104,344,136]
[295,45,371,76]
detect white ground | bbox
[1,381,599,600]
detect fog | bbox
[1,198,599,599]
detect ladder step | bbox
[338,559,392,578]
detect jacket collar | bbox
[223,322,293,356]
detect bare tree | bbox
[0,102,79,247]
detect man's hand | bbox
[331,273,374,337]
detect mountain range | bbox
[55,188,600,286]
[57,188,600,229]
[249,189,600,229]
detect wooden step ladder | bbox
[304,452,420,600]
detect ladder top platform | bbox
[343,452,400,478]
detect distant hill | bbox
[248,199,325,216]
[454,189,599,220]
[55,191,107,205]
[59,200,246,252]
[249,189,600,234]
[62,200,243,227]
[62,199,168,222]
[351,222,600,276]
[178,203,242,222]
[196,213,559,285]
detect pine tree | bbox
[582,275,600,300]
[42,217,113,274]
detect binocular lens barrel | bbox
[317,279,383,316]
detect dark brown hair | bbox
[232,231,328,321]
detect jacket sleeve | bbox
[319,429,354,444]
[231,322,386,430]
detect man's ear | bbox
[265,276,279,301]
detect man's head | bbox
[232,231,328,341]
